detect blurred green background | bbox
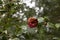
[0,0,60,40]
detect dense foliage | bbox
[0,0,60,40]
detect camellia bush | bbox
[0,0,60,40]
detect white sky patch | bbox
[12,12,20,17]
[35,7,39,16]
[23,17,27,21]
[23,15,27,21]
[16,12,20,14]
[24,8,28,11]
[19,13,24,19]
[3,30,7,34]
[9,38,12,40]
[15,3,18,5]
[39,7,44,13]
[1,14,6,18]
[35,7,39,14]
[23,0,35,8]
[19,13,24,16]
[20,10,22,13]
[36,12,39,16]
[35,7,39,12]
[23,0,31,3]
[19,0,23,4]
[1,0,3,1]
[29,2,35,8]
[12,14,18,17]
[2,4,5,7]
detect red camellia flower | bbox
[28,17,38,28]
